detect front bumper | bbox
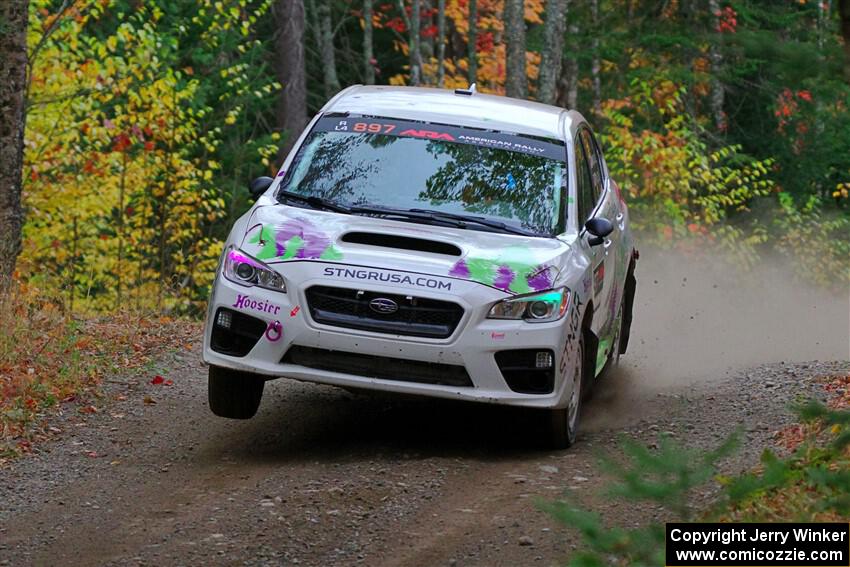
[202,261,578,409]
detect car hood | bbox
[238,204,574,295]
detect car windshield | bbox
[279,115,567,235]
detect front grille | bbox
[282,346,473,387]
[305,285,464,339]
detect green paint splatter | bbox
[320,245,343,260]
[595,339,610,376]
[249,225,278,260]
[280,235,304,260]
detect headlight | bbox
[223,247,286,292]
[487,287,570,323]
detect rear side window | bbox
[575,136,595,223]
[579,129,605,203]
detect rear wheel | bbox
[208,365,265,419]
[547,337,584,449]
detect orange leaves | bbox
[0,278,200,457]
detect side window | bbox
[580,129,604,203]
[575,136,595,223]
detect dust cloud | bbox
[625,247,849,385]
[582,246,849,430]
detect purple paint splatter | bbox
[274,218,332,259]
[493,265,515,291]
[449,259,470,278]
[527,265,554,292]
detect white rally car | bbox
[203,85,638,448]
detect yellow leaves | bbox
[833,182,849,199]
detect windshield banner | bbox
[314,116,567,161]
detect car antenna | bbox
[454,82,477,96]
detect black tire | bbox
[547,337,584,449]
[208,365,265,419]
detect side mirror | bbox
[248,176,274,199]
[584,217,613,246]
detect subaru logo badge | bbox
[369,297,398,314]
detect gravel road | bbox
[1,252,848,567]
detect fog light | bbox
[535,351,553,369]
[216,310,232,329]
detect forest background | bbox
[1,0,849,316]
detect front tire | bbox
[547,337,584,449]
[208,365,265,419]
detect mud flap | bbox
[582,325,599,395]
[619,258,637,355]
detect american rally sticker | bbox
[314,116,567,161]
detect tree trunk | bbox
[468,0,478,84]
[275,0,309,162]
[538,0,567,105]
[590,0,601,113]
[437,0,446,86]
[410,0,422,85]
[364,0,375,84]
[708,0,726,130]
[318,1,340,97]
[504,0,528,98]
[0,0,29,285]
[556,3,578,110]
[840,0,850,83]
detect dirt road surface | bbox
[1,252,848,566]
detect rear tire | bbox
[208,365,265,419]
[547,337,584,449]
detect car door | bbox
[576,129,618,352]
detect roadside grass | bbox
[0,280,200,462]
[544,372,850,566]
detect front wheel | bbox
[547,337,584,449]
[208,365,265,419]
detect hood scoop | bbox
[341,232,462,257]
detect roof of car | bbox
[322,85,583,141]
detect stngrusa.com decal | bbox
[321,266,453,291]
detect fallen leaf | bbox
[143,396,156,405]
[79,405,98,414]
[150,375,165,385]
[86,451,99,458]
[164,379,173,386]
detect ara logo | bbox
[399,129,456,142]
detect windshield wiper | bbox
[408,208,542,237]
[278,190,351,214]
[350,205,541,236]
